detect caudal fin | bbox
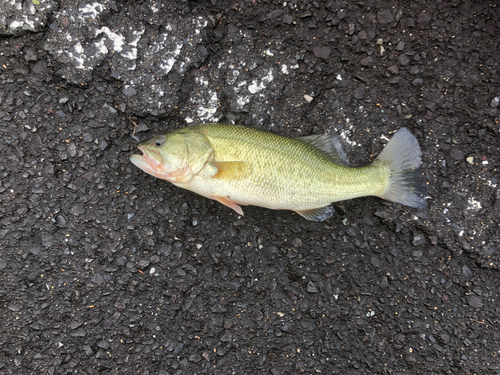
[375,128,427,209]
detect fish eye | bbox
[154,136,166,147]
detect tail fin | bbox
[375,128,427,209]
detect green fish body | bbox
[130,124,426,221]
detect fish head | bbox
[130,130,214,184]
[130,133,193,183]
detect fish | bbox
[130,123,426,221]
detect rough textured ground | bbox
[1,0,499,374]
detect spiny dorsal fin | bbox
[298,134,348,166]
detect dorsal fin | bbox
[298,134,348,166]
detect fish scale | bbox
[196,124,385,207]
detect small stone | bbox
[462,265,472,278]
[56,215,67,228]
[304,95,313,103]
[307,281,319,293]
[71,320,83,329]
[135,123,149,133]
[267,10,283,19]
[123,85,137,97]
[490,97,499,108]
[377,9,394,24]
[450,149,464,160]
[417,12,432,23]
[29,246,41,255]
[24,47,38,61]
[348,23,355,35]
[97,340,110,350]
[91,273,104,285]
[410,66,419,74]
[68,143,77,157]
[42,233,53,248]
[413,234,425,246]
[268,353,280,362]
[283,14,293,24]
[83,345,94,356]
[395,41,405,51]
[353,86,365,99]
[100,140,109,150]
[281,322,297,333]
[313,46,331,59]
[399,54,410,66]
[189,353,202,363]
[360,57,372,67]
[467,295,483,309]
[412,78,423,86]
[388,65,399,74]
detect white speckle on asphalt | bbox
[79,3,104,19]
[248,69,274,94]
[466,197,481,211]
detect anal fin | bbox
[212,196,245,216]
[294,205,334,222]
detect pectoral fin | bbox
[212,196,245,216]
[213,161,252,181]
[294,205,334,222]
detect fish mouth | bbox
[130,146,162,169]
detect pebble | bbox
[135,123,149,133]
[91,273,104,285]
[450,149,464,160]
[412,234,426,246]
[353,86,365,99]
[100,140,109,150]
[283,14,293,24]
[388,65,399,74]
[313,46,331,59]
[412,78,423,86]
[307,281,319,293]
[123,86,137,97]
[417,12,432,23]
[68,143,77,157]
[399,54,410,66]
[491,97,499,108]
[360,57,372,67]
[467,295,483,309]
[24,47,38,61]
[267,10,283,19]
[377,9,394,24]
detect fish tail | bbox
[374,128,427,209]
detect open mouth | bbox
[130,146,162,170]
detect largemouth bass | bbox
[130,124,426,221]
